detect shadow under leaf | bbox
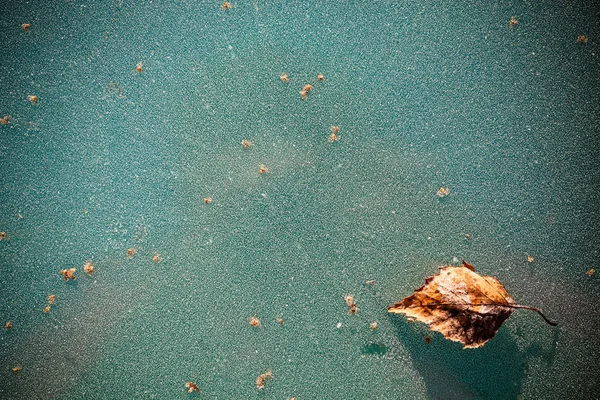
[390,317,527,400]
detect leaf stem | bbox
[511,304,558,326]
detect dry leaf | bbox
[388,261,556,348]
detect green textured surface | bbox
[1,1,599,399]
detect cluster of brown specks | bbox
[345,294,358,314]
[256,370,273,390]
[43,294,56,313]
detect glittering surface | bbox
[1,1,599,399]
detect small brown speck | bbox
[576,35,588,43]
[135,62,143,73]
[27,95,38,105]
[185,382,200,393]
[280,72,289,83]
[586,268,595,277]
[21,23,31,31]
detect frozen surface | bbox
[1,1,599,399]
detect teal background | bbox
[1,1,599,399]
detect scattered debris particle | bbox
[12,365,21,374]
[241,139,252,148]
[259,164,269,174]
[576,35,588,43]
[60,268,76,281]
[465,233,471,239]
[185,382,200,393]
[527,255,534,263]
[222,2,232,10]
[280,72,289,83]
[328,125,340,143]
[83,261,94,275]
[276,317,285,324]
[436,187,450,198]
[135,62,143,73]
[586,268,595,277]
[27,95,38,105]
[0,116,11,125]
[317,72,325,81]
[152,253,161,263]
[4,321,12,330]
[370,322,378,330]
[48,295,56,304]
[21,23,30,31]
[43,306,51,313]
[249,316,261,327]
[365,279,376,285]
[509,16,518,27]
[336,322,342,329]
[127,248,137,259]
[0,232,6,240]
[299,84,313,100]
[424,335,433,344]
[256,370,273,390]
[204,197,213,205]
[345,294,358,314]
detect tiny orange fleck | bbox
[317,72,325,81]
[436,187,450,197]
[344,294,354,307]
[302,84,313,92]
[276,317,285,324]
[0,232,6,240]
[60,268,76,281]
[576,35,588,43]
[249,316,261,327]
[241,139,253,148]
[222,2,232,9]
[185,382,200,393]
[509,16,518,27]
[527,255,534,263]
[83,261,95,275]
[43,306,51,313]
[21,23,31,31]
[204,197,213,205]
[127,248,137,259]
[280,72,289,83]
[152,253,161,263]
[259,164,268,174]
[370,322,378,330]
[47,294,56,304]
[328,126,340,143]
[12,365,21,374]
[0,116,11,125]
[256,370,273,390]
[27,95,38,105]
[299,89,308,100]
[135,62,143,73]
[586,268,595,277]
[4,321,12,330]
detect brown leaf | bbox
[388,261,556,348]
